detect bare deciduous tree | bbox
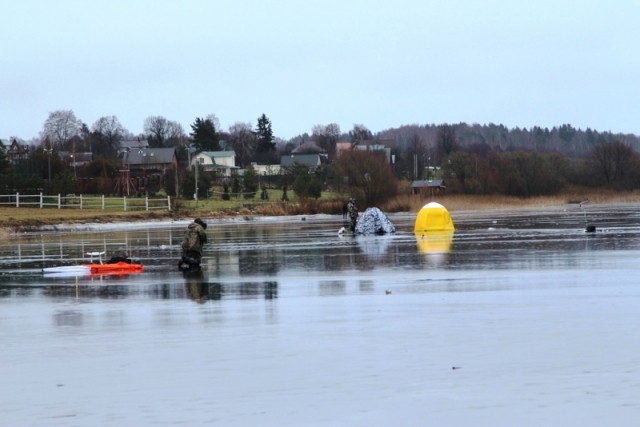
[349,124,373,143]
[144,116,185,148]
[404,133,428,179]
[41,110,81,150]
[92,116,128,157]
[227,121,256,168]
[436,124,459,165]
[205,114,221,132]
[330,150,398,206]
[588,141,634,184]
[311,123,341,155]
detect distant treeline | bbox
[377,123,640,157]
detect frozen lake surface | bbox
[2,204,640,426]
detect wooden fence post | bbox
[124,196,127,211]
[16,192,19,208]
[40,192,43,208]
[58,194,61,209]
[145,196,149,211]
[80,194,83,209]
[167,196,171,211]
[102,195,105,210]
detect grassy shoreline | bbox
[2,187,640,233]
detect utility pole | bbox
[44,143,52,186]
[123,148,131,196]
[195,157,199,208]
[72,139,77,177]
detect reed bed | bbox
[381,187,640,213]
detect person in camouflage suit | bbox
[347,198,358,233]
[181,218,208,266]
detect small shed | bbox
[412,179,446,196]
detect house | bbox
[191,151,238,177]
[187,140,232,157]
[250,163,282,176]
[336,139,395,163]
[6,138,30,161]
[119,139,150,150]
[354,139,394,163]
[280,153,327,170]
[125,147,177,177]
[336,142,354,156]
[412,179,446,196]
[291,139,326,154]
[59,151,93,168]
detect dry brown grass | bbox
[254,199,344,216]
[381,186,640,212]
[3,186,640,230]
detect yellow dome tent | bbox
[414,202,455,233]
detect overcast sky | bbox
[2,0,639,141]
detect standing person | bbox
[181,218,208,267]
[348,198,358,233]
[342,201,348,219]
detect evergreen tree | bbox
[230,170,241,198]
[181,169,196,199]
[0,143,18,193]
[52,169,81,197]
[222,182,230,200]
[291,162,322,199]
[0,170,20,193]
[242,165,258,199]
[164,169,177,197]
[181,166,211,200]
[255,114,275,154]
[0,143,11,174]
[190,117,220,152]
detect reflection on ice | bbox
[319,280,347,296]
[414,230,454,254]
[414,230,454,267]
[355,234,393,258]
[0,281,280,302]
[5,205,640,282]
[3,206,640,425]
[53,310,83,327]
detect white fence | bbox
[0,193,171,211]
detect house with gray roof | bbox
[280,153,328,170]
[191,150,238,177]
[119,139,150,150]
[124,147,177,177]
